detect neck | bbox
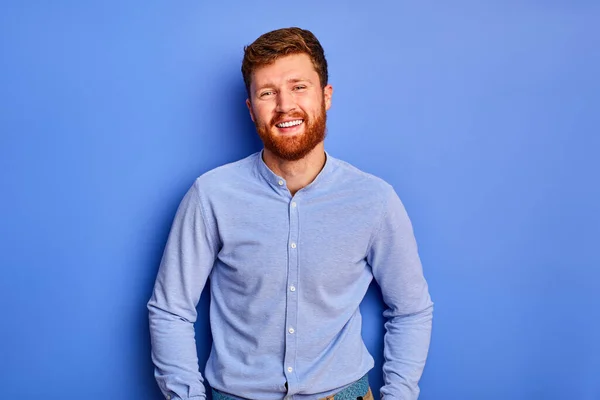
[262,143,326,196]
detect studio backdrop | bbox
[1,2,598,399]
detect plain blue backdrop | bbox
[1,1,599,399]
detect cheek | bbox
[298,96,322,115]
[253,105,274,125]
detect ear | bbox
[323,84,333,111]
[246,98,255,123]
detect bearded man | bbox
[148,27,433,400]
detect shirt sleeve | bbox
[147,180,220,400]
[367,185,434,400]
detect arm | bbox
[147,181,219,400]
[367,186,433,400]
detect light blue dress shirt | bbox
[148,151,433,400]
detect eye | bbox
[293,85,307,91]
[259,91,275,98]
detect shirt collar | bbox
[255,149,335,194]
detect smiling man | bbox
[148,27,433,400]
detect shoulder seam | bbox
[365,183,394,256]
[191,179,220,250]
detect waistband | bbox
[211,374,369,400]
[328,374,369,400]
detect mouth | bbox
[275,119,304,131]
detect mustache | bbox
[271,112,307,126]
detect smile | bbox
[276,119,304,128]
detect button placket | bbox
[283,196,300,393]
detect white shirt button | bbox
[290,242,296,249]
[291,201,297,207]
[278,180,284,186]
[287,366,293,373]
[288,327,295,334]
[290,285,296,292]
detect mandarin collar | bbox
[256,149,334,195]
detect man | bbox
[148,27,433,400]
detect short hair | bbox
[242,27,328,97]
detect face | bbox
[246,53,333,161]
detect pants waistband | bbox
[326,374,370,400]
[212,374,370,400]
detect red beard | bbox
[254,101,327,161]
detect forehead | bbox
[252,53,319,88]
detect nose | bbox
[275,90,296,113]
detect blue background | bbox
[1,1,599,399]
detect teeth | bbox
[277,119,303,128]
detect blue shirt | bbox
[148,151,433,400]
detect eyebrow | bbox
[287,78,312,84]
[255,78,314,92]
